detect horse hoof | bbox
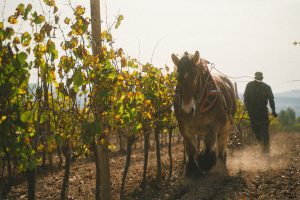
[197,149,217,172]
[185,161,201,177]
[185,169,202,178]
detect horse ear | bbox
[171,54,180,66]
[193,51,200,64]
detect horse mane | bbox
[213,75,237,116]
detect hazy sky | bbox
[2,0,300,93]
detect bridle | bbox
[175,62,220,116]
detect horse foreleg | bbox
[197,125,218,172]
[179,125,199,176]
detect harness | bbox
[175,72,221,115]
[197,79,220,113]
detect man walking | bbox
[244,72,277,154]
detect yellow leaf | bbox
[115,115,121,120]
[117,48,123,57]
[8,16,18,24]
[37,144,44,151]
[53,81,59,88]
[50,70,56,80]
[24,137,30,145]
[127,91,133,98]
[109,50,115,59]
[64,17,70,25]
[0,116,7,124]
[108,144,117,152]
[39,44,47,53]
[21,32,32,47]
[117,74,124,81]
[146,112,152,119]
[34,33,44,42]
[44,0,55,7]
[121,57,127,67]
[70,37,78,47]
[18,89,26,95]
[103,128,109,135]
[13,37,21,44]
[74,6,85,16]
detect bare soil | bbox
[2,132,300,200]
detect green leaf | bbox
[73,85,79,93]
[21,111,32,123]
[0,30,4,41]
[5,27,15,39]
[115,15,124,29]
[107,72,116,80]
[130,108,136,119]
[47,40,56,53]
[17,52,28,65]
[23,4,32,20]
[133,123,142,132]
[21,32,31,47]
[51,49,58,62]
[40,112,47,124]
[5,64,14,73]
[73,70,84,87]
[35,15,45,24]
[16,4,25,14]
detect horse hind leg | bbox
[212,116,231,175]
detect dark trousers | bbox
[249,112,270,154]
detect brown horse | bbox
[172,51,236,176]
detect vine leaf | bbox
[115,15,124,29]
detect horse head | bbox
[172,51,209,115]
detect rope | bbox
[196,65,214,111]
[209,63,253,80]
[207,63,276,124]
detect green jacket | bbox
[243,80,276,115]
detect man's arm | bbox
[267,85,277,117]
[243,84,250,110]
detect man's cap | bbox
[254,72,263,80]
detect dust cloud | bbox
[227,141,289,174]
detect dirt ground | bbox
[3,132,300,200]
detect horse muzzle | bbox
[182,99,196,116]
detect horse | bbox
[171,51,236,176]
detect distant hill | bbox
[275,90,300,117]
[238,90,300,117]
[276,90,300,98]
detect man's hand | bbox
[272,111,277,118]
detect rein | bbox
[175,63,221,116]
[196,65,220,114]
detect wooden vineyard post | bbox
[234,82,239,100]
[90,0,112,199]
